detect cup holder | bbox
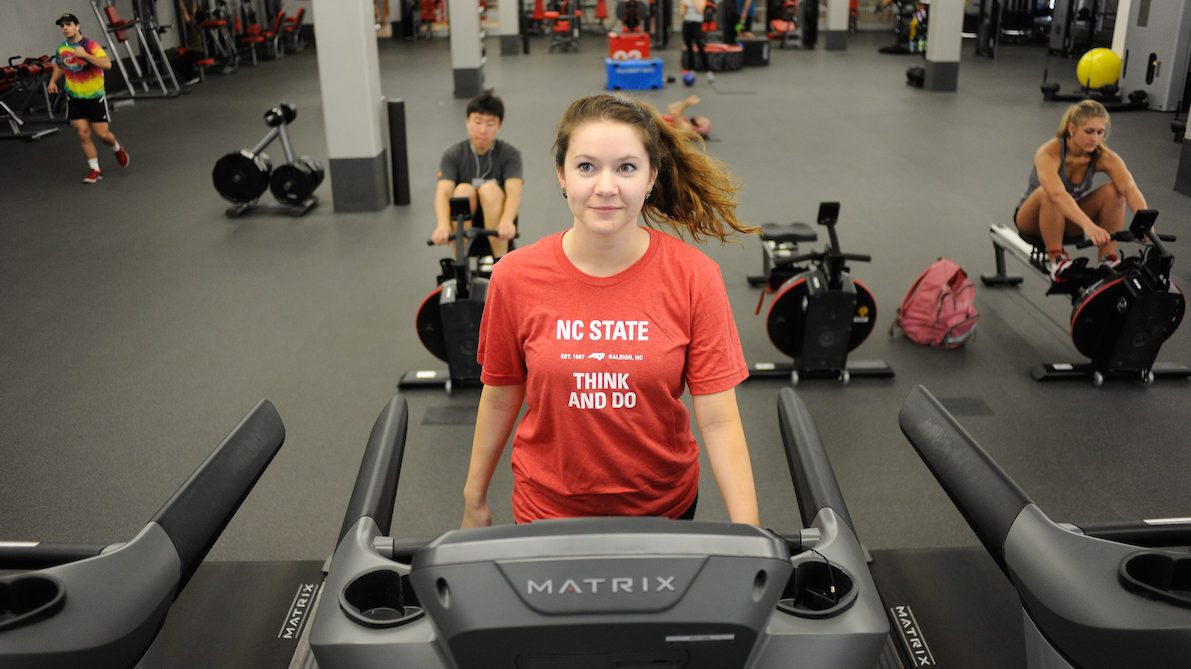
[0,574,65,632]
[340,568,424,628]
[776,557,858,619]
[1119,551,1191,609]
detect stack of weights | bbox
[212,102,325,208]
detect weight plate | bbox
[212,150,272,204]
[298,156,325,188]
[269,161,316,204]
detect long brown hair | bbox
[553,94,757,243]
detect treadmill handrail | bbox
[897,385,1032,575]
[337,395,409,543]
[152,399,286,589]
[0,399,285,669]
[777,387,856,531]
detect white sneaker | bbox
[1048,253,1074,282]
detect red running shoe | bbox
[115,147,130,167]
[83,169,103,184]
[1099,253,1121,270]
[1048,252,1074,282]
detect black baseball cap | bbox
[55,13,80,26]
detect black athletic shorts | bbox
[67,96,110,124]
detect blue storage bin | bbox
[605,57,664,91]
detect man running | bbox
[47,13,130,184]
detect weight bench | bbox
[747,220,818,287]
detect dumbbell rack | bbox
[212,102,323,218]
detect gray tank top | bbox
[1018,140,1098,209]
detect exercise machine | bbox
[972,0,1049,59]
[1115,0,1191,113]
[981,210,1189,384]
[211,101,324,218]
[0,400,286,669]
[1048,0,1112,58]
[399,197,513,393]
[1038,0,1151,111]
[89,0,181,99]
[749,202,893,385]
[1040,64,1149,111]
[878,0,927,55]
[899,385,1191,669]
[545,0,583,52]
[305,388,890,668]
[199,0,241,73]
[0,56,61,141]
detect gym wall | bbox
[2,0,182,63]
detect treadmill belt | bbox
[138,560,325,669]
[869,547,1025,669]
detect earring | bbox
[645,190,653,200]
[561,189,567,199]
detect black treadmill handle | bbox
[338,395,409,544]
[1073,519,1191,548]
[0,542,109,570]
[898,385,1033,575]
[776,387,856,531]
[150,399,286,589]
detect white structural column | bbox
[824,0,848,51]
[1111,0,1131,55]
[499,0,521,55]
[311,0,389,211]
[449,0,486,97]
[922,0,963,91]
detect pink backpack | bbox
[891,258,979,348]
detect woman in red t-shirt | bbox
[461,94,760,528]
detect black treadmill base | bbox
[139,560,325,669]
[869,547,1025,669]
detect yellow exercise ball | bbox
[1076,48,1122,89]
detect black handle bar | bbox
[898,385,1032,576]
[777,387,857,532]
[1075,230,1177,249]
[0,400,285,669]
[426,228,517,245]
[785,251,872,265]
[337,396,409,544]
[152,400,286,589]
[1072,519,1191,547]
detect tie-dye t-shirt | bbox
[55,38,106,100]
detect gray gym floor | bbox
[1,30,1188,565]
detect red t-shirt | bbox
[478,228,749,523]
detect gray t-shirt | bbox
[438,138,523,187]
